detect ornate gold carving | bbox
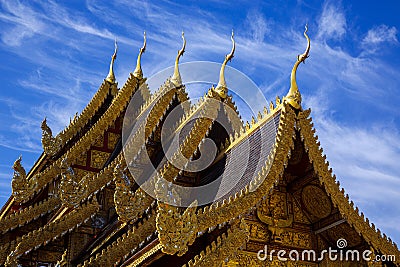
[90,150,109,169]
[293,200,310,224]
[156,199,198,256]
[75,151,88,166]
[93,134,104,147]
[275,230,312,249]
[301,185,331,219]
[171,31,186,87]
[285,25,310,110]
[133,31,146,79]
[247,220,271,242]
[114,163,154,223]
[108,132,120,150]
[297,108,400,264]
[214,30,235,99]
[0,197,61,233]
[79,210,156,267]
[41,118,63,156]
[5,200,99,266]
[14,72,142,203]
[11,156,38,202]
[59,158,88,208]
[128,243,162,267]
[0,237,21,265]
[183,219,249,267]
[106,39,118,84]
[257,192,293,228]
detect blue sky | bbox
[0,0,399,244]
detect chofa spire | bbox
[285,24,310,110]
[105,39,118,84]
[215,30,235,99]
[171,31,186,87]
[133,32,147,79]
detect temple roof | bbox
[0,28,399,267]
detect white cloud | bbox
[317,1,347,41]
[0,0,46,46]
[362,24,398,48]
[245,10,270,43]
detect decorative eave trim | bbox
[125,242,162,267]
[0,197,61,234]
[296,109,400,265]
[40,80,113,157]
[182,219,249,267]
[78,209,157,267]
[12,74,142,203]
[5,200,99,266]
[61,78,188,208]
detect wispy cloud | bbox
[245,10,270,43]
[361,24,398,54]
[317,1,346,41]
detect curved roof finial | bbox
[106,39,118,84]
[286,24,310,110]
[133,32,147,79]
[171,31,186,87]
[215,30,235,99]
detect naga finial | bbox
[106,39,118,84]
[133,32,147,79]
[215,30,235,99]
[171,31,186,87]
[286,24,310,110]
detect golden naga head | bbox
[133,32,147,79]
[13,155,23,171]
[285,24,310,110]
[106,39,118,84]
[214,30,235,99]
[41,117,50,132]
[171,31,186,87]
